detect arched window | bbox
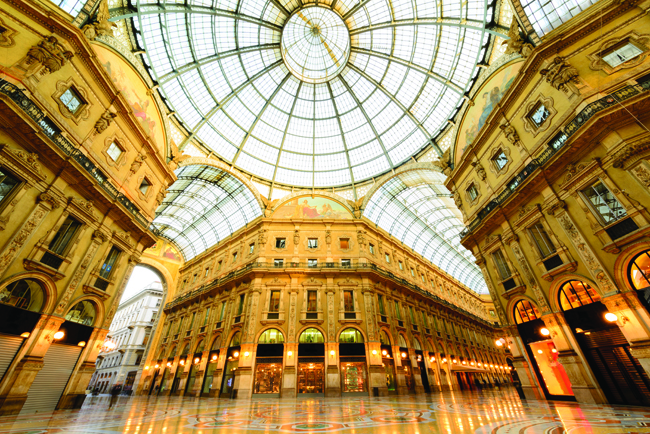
[398,334,408,348]
[168,345,177,357]
[181,343,190,355]
[65,300,96,326]
[413,338,422,351]
[211,335,221,350]
[629,250,650,291]
[339,328,363,343]
[558,280,601,311]
[513,299,540,324]
[230,331,241,347]
[195,339,205,353]
[0,279,45,312]
[259,328,284,344]
[299,328,324,343]
[379,330,391,345]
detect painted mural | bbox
[454,60,524,165]
[272,196,352,219]
[144,240,182,262]
[94,45,166,153]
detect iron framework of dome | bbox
[113,0,502,188]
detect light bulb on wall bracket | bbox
[540,328,550,336]
[372,350,377,355]
[244,352,250,357]
[604,312,618,322]
[212,355,218,361]
[287,351,293,356]
[53,331,65,340]
[154,364,160,369]
[20,332,30,338]
[330,350,336,356]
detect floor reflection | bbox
[0,387,649,433]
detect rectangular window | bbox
[139,177,151,195]
[581,181,627,225]
[492,249,512,280]
[192,273,198,283]
[378,294,385,315]
[308,259,318,268]
[308,238,318,248]
[529,103,550,127]
[421,311,429,328]
[0,169,20,207]
[274,258,284,267]
[394,301,401,320]
[99,246,121,279]
[369,244,375,254]
[204,267,210,277]
[602,41,644,67]
[307,290,317,312]
[398,261,403,270]
[181,279,187,290]
[410,268,415,277]
[340,238,349,249]
[341,259,351,267]
[492,150,508,170]
[60,87,83,114]
[232,252,238,262]
[467,184,479,201]
[269,290,280,312]
[249,243,255,253]
[189,312,196,329]
[343,290,354,312]
[237,294,245,315]
[203,307,210,325]
[217,260,222,271]
[41,216,81,269]
[409,306,415,323]
[529,222,556,258]
[276,238,286,248]
[385,253,390,263]
[106,142,123,162]
[219,302,226,320]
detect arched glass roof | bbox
[363,170,487,294]
[521,0,599,37]
[152,165,262,260]
[49,0,85,16]
[120,0,495,188]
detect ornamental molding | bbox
[337,277,359,287]
[301,277,323,287]
[24,35,73,76]
[522,94,557,137]
[0,143,46,182]
[0,16,18,47]
[539,57,580,93]
[52,78,91,124]
[509,239,551,313]
[587,31,650,74]
[66,196,97,223]
[611,139,650,169]
[265,277,287,287]
[559,160,600,191]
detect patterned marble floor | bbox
[1,387,649,434]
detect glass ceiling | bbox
[521,0,599,36]
[363,170,488,294]
[152,165,262,260]
[124,0,495,188]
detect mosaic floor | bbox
[1,387,649,434]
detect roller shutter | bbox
[19,343,82,414]
[0,334,24,382]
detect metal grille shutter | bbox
[0,334,24,382]
[19,343,82,414]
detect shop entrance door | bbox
[416,352,430,393]
[298,362,324,395]
[220,359,239,397]
[148,369,159,395]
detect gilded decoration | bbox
[539,57,580,93]
[503,17,533,58]
[52,79,91,124]
[588,32,650,74]
[0,16,17,47]
[25,35,73,75]
[522,95,557,137]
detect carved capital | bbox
[37,192,59,209]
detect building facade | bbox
[448,0,650,407]
[137,194,510,399]
[89,284,162,394]
[0,0,174,415]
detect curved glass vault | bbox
[151,165,263,260]
[124,0,495,187]
[363,170,487,294]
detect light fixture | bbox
[53,331,65,340]
[78,341,86,347]
[537,349,543,354]
[540,328,550,336]
[452,359,457,364]
[470,362,475,366]
[180,359,185,366]
[145,366,150,370]
[605,312,617,322]
[155,364,160,369]
[287,351,293,356]
[477,363,482,367]
[194,357,200,364]
[233,351,239,358]
[244,352,250,357]
[584,331,591,335]
[575,328,583,333]
[330,350,336,356]
[442,358,447,363]
[372,350,377,355]
[401,352,407,359]
[495,340,503,347]
[166,362,172,367]
[212,355,218,361]
[551,348,557,353]
[430,357,435,363]
[382,350,388,356]
[20,332,30,338]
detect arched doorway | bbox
[628,249,650,313]
[253,329,284,396]
[512,298,574,400]
[201,335,221,397]
[298,328,325,395]
[220,332,241,397]
[338,328,367,395]
[379,330,397,394]
[559,280,650,406]
[412,337,430,393]
[397,334,414,393]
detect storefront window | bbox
[254,363,282,393]
[514,299,540,324]
[342,362,366,392]
[629,250,650,306]
[298,362,324,393]
[383,359,396,392]
[65,300,96,325]
[559,280,600,310]
[202,360,217,394]
[529,340,573,396]
[299,328,324,343]
[339,328,363,343]
[259,328,284,344]
[0,279,45,312]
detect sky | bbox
[119,266,162,303]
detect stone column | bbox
[325,342,340,397]
[0,315,65,415]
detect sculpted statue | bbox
[82,0,117,40]
[503,17,533,58]
[27,36,73,74]
[540,57,580,92]
[94,110,117,134]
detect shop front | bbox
[380,345,397,394]
[253,329,285,396]
[220,332,242,398]
[339,328,367,395]
[298,328,325,395]
[201,350,219,397]
[399,347,415,393]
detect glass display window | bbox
[253,363,282,394]
[529,340,574,396]
[382,359,396,392]
[341,362,366,393]
[298,362,324,394]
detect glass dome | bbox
[126,0,495,188]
